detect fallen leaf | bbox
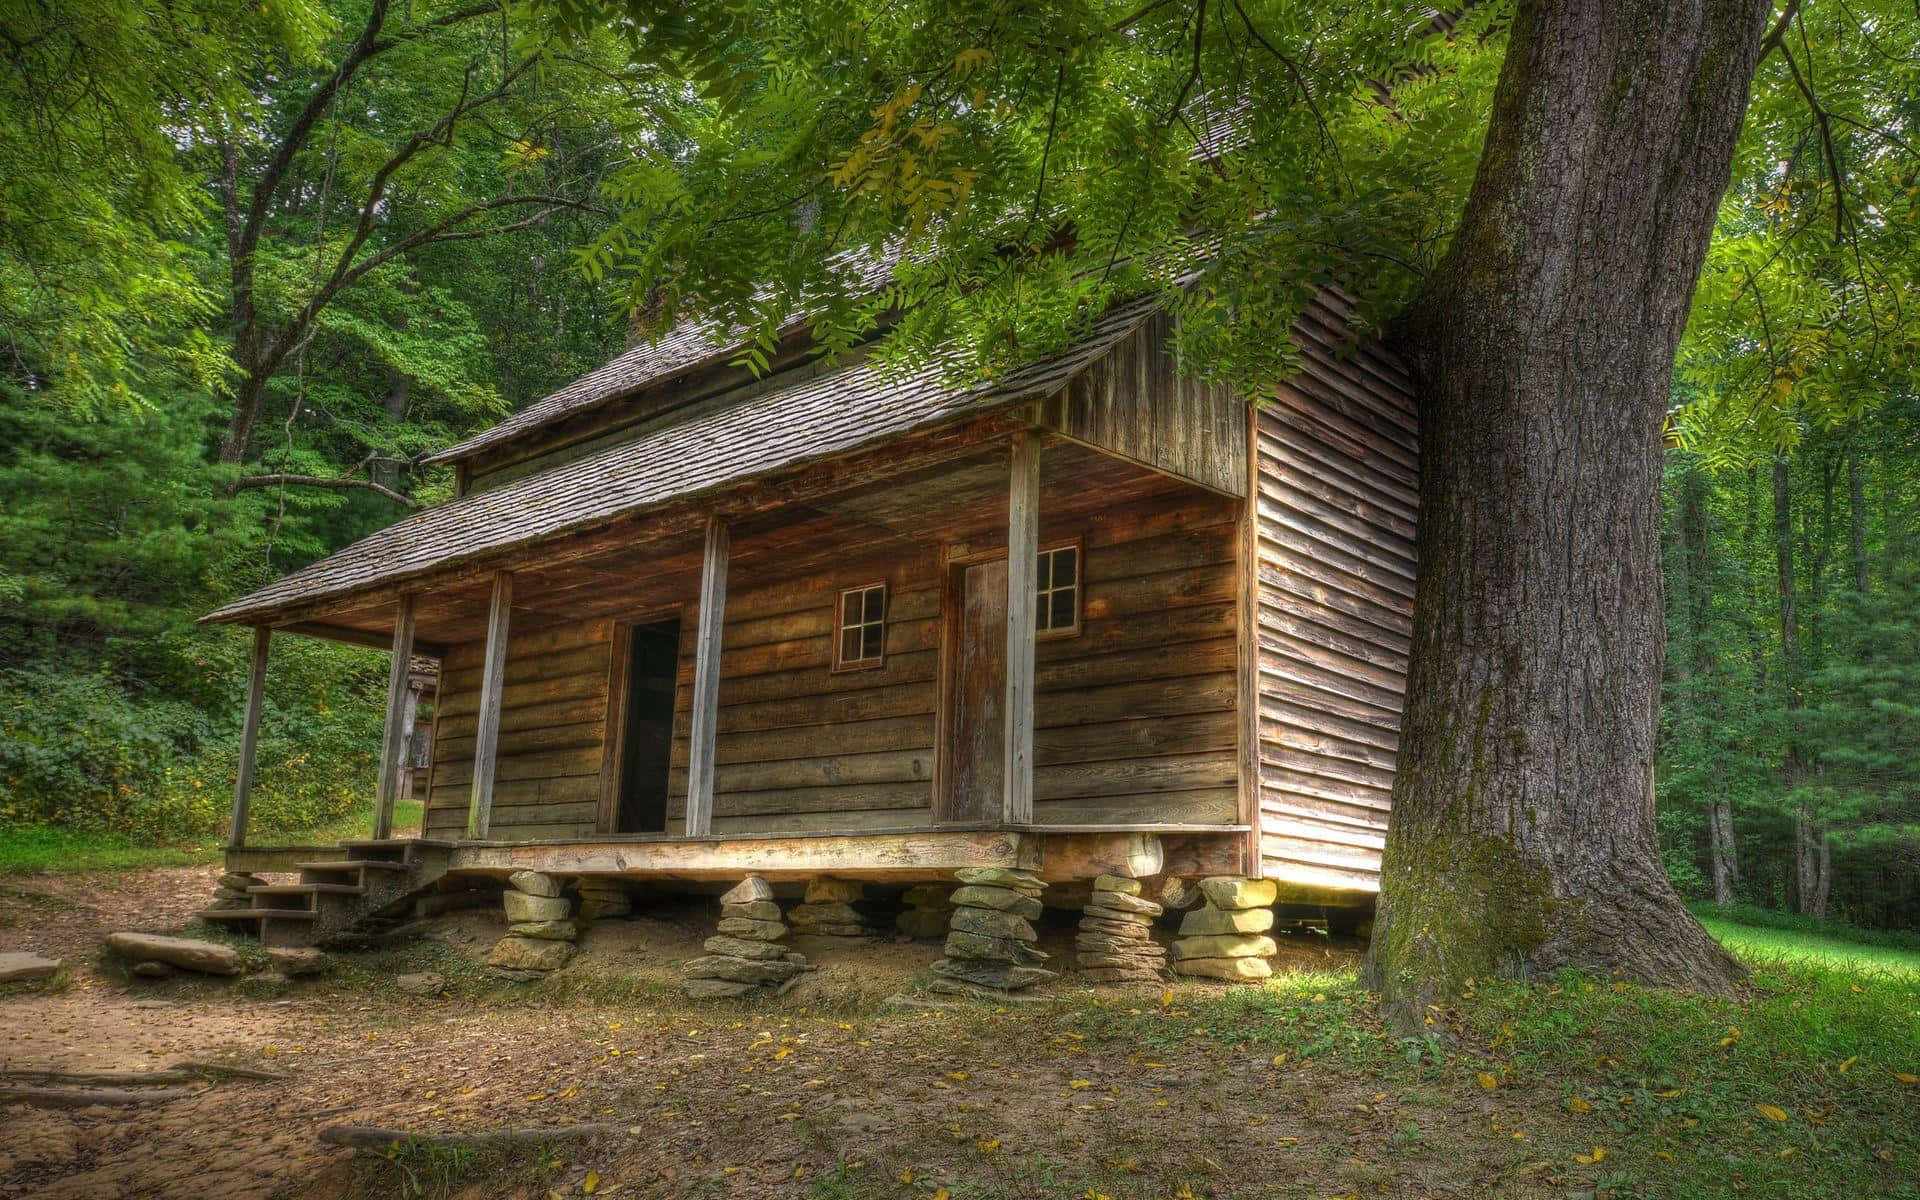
[1568,1097,1592,1113]
[1477,1072,1499,1091]
[1574,1147,1608,1165]
[1756,1104,1790,1123]
[583,1170,600,1194]
[1838,1056,1858,1073]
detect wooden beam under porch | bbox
[442,827,1248,885]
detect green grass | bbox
[0,798,422,874]
[1699,914,1920,978]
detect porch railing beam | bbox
[468,571,514,839]
[1004,431,1041,824]
[229,626,271,848]
[373,593,417,840]
[685,513,731,837]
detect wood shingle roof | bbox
[204,295,1162,627]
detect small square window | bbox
[1036,544,1080,637]
[835,582,887,669]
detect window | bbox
[1036,543,1080,637]
[836,582,887,669]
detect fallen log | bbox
[0,1061,287,1086]
[319,1123,622,1151]
[0,1085,195,1109]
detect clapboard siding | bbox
[1254,294,1418,892]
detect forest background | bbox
[1,0,1915,932]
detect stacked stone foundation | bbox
[930,868,1055,996]
[685,876,811,999]
[487,871,579,973]
[1170,876,1279,981]
[1074,875,1167,983]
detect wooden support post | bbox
[229,627,271,848]
[685,514,730,837]
[373,594,417,841]
[1003,431,1041,824]
[467,572,513,839]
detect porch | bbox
[216,407,1259,890]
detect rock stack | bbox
[486,871,578,973]
[685,876,810,999]
[208,872,263,911]
[896,885,954,938]
[787,876,884,938]
[1074,875,1167,983]
[574,878,632,921]
[930,868,1055,996]
[1170,876,1278,982]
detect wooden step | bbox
[199,907,318,922]
[295,859,412,875]
[248,882,364,897]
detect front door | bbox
[939,557,1006,823]
[615,617,679,833]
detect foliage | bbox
[1694,903,1920,956]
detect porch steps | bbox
[199,838,453,948]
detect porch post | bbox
[373,593,417,840]
[685,513,730,837]
[1004,431,1041,824]
[468,571,513,839]
[229,626,271,848]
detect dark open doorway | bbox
[615,617,679,833]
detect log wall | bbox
[1252,295,1419,892]
[423,484,1242,841]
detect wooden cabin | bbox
[202,289,1415,926]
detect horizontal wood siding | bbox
[664,553,942,835]
[424,618,614,840]
[1036,311,1248,498]
[1254,294,1418,892]
[1032,492,1242,826]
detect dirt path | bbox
[0,869,1565,1199]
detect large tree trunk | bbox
[1364,0,1762,1014]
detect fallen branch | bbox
[0,1085,196,1109]
[0,1061,287,1088]
[319,1123,622,1151]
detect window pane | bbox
[862,622,884,659]
[1036,552,1052,590]
[1056,547,1077,585]
[865,587,884,622]
[1051,588,1075,631]
[842,591,862,625]
[842,627,863,663]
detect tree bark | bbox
[1364,0,1763,1015]
[1848,451,1868,594]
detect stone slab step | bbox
[199,907,317,922]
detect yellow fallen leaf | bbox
[774,1046,792,1060]
[1161,988,1173,1007]
[1838,1055,1858,1073]
[1756,1104,1790,1122]
[1897,1072,1919,1084]
[583,1170,600,1194]
[977,1137,1000,1153]
[1568,1097,1592,1113]
[1477,1072,1499,1091]
[1655,1149,1675,1162]
[898,1169,914,1183]
[1271,1053,1289,1067]
[947,1072,969,1081]
[1070,1079,1092,1089]
[932,1191,949,1200]
[1574,1147,1608,1165]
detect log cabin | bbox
[199,287,1416,946]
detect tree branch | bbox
[228,473,423,509]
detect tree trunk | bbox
[1710,795,1739,905]
[1848,452,1868,594]
[1811,827,1832,919]
[1363,0,1762,1014]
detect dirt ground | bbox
[0,866,1574,1200]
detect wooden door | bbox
[939,557,1006,823]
